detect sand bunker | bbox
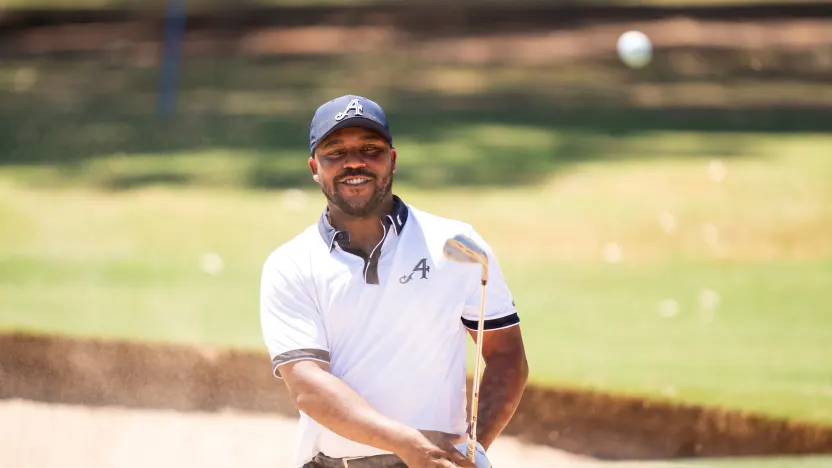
[0,398,673,468]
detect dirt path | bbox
[0,398,670,468]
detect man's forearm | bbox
[472,353,529,450]
[288,364,423,454]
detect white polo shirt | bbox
[259,195,520,467]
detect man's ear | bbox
[308,156,320,183]
[391,147,397,173]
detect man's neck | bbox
[328,196,395,254]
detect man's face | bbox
[309,127,397,217]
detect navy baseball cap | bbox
[309,95,393,154]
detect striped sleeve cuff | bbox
[271,348,330,379]
[461,312,520,332]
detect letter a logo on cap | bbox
[334,98,364,121]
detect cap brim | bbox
[311,117,392,154]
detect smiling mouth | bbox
[340,177,372,186]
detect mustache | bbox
[337,169,376,182]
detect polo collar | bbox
[317,195,409,251]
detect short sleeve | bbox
[260,252,330,379]
[460,228,520,332]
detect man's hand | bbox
[396,430,475,468]
[280,361,474,467]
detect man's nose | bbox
[342,149,367,168]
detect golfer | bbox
[260,95,529,468]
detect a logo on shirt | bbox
[399,258,430,284]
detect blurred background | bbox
[1,1,831,467]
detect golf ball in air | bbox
[617,30,652,69]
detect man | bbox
[260,95,529,468]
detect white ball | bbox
[617,30,652,69]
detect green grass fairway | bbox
[1,133,830,428]
[672,456,832,468]
[508,259,832,421]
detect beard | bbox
[320,168,394,218]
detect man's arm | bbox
[280,360,421,453]
[279,360,474,467]
[466,325,529,450]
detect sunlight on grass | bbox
[2,135,830,264]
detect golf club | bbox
[443,234,488,463]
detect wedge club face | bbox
[443,234,487,266]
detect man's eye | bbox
[325,150,346,158]
[362,146,380,154]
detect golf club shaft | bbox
[468,270,488,462]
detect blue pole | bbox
[157,0,187,122]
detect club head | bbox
[443,234,488,266]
